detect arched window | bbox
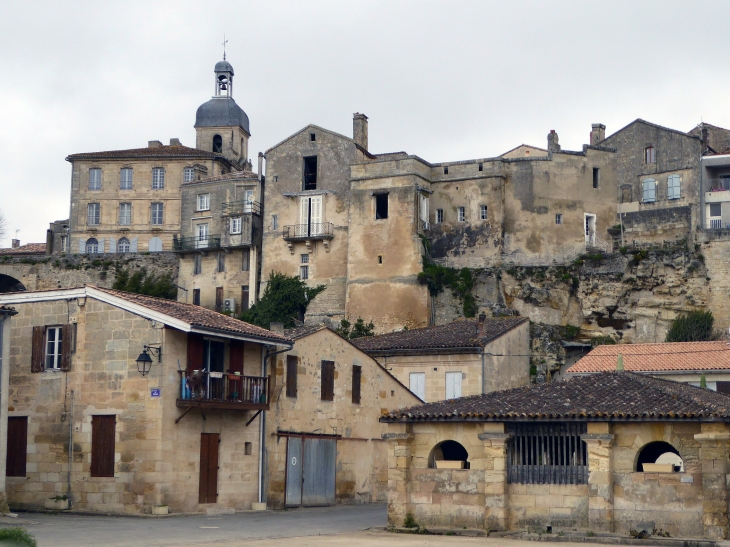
[642,179,656,203]
[644,146,656,164]
[86,238,99,254]
[636,441,682,472]
[213,134,223,153]
[117,237,130,253]
[428,440,469,469]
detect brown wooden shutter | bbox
[229,341,244,374]
[91,415,116,477]
[321,360,334,401]
[352,365,362,405]
[199,433,219,504]
[215,287,224,311]
[60,324,72,371]
[31,325,45,373]
[6,417,28,477]
[187,334,205,372]
[286,355,298,398]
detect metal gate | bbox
[285,436,336,507]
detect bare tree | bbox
[0,209,6,245]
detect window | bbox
[445,371,462,399]
[286,355,298,398]
[89,168,102,190]
[436,209,444,223]
[85,238,99,254]
[193,288,201,305]
[215,287,223,311]
[87,203,100,225]
[117,237,130,253]
[301,253,309,264]
[375,193,388,219]
[230,217,242,234]
[645,146,656,164]
[321,360,335,401]
[478,163,483,172]
[480,205,488,220]
[303,156,317,190]
[91,415,116,478]
[151,203,163,225]
[183,167,195,183]
[310,133,316,141]
[61,235,68,252]
[119,203,131,225]
[213,134,222,153]
[300,265,309,280]
[642,179,656,202]
[6,417,28,477]
[458,207,466,222]
[409,372,425,400]
[193,255,202,275]
[352,365,362,405]
[636,441,682,473]
[148,236,162,252]
[197,193,210,211]
[555,214,562,225]
[429,440,469,469]
[152,167,165,189]
[217,252,225,273]
[120,168,133,190]
[272,215,278,231]
[241,285,249,311]
[443,166,449,175]
[197,223,209,241]
[44,327,63,369]
[31,325,70,373]
[592,167,599,189]
[241,249,250,271]
[667,174,681,199]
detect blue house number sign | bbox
[150,388,161,398]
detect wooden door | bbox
[199,433,219,504]
[91,415,116,477]
[6,417,28,477]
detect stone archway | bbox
[0,273,25,293]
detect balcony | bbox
[282,222,334,241]
[177,370,271,411]
[173,234,222,252]
[222,200,261,216]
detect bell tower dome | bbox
[195,57,250,166]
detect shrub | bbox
[403,513,418,528]
[335,317,375,340]
[113,268,176,300]
[665,310,721,342]
[0,527,37,547]
[240,271,324,329]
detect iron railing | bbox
[222,200,261,216]
[173,234,222,252]
[178,370,270,407]
[283,222,334,240]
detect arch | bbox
[428,440,469,469]
[86,238,99,254]
[117,237,130,253]
[148,237,163,252]
[0,274,25,293]
[212,134,223,153]
[636,441,682,472]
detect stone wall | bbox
[621,205,692,245]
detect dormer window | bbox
[213,135,223,153]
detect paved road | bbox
[1,504,386,547]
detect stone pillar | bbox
[582,432,614,533]
[695,425,730,540]
[479,429,510,531]
[383,428,413,528]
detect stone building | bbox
[382,371,730,540]
[353,316,530,402]
[0,285,292,513]
[0,305,17,512]
[176,170,263,313]
[265,324,420,508]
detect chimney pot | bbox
[11,239,20,248]
[547,130,561,153]
[148,140,163,148]
[353,113,369,151]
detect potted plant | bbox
[45,495,69,510]
[152,504,169,515]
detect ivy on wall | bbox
[417,236,477,317]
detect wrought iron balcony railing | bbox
[177,370,271,410]
[282,222,334,241]
[173,234,222,252]
[221,200,261,216]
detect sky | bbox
[2,0,730,246]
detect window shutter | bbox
[91,415,116,477]
[98,238,105,253]
[129,237,138,253]
[31,325,44,373]
[229,341,244,374]
[78,238,86,254]
[321,360,334,401]
[187,334,205,372]
[6,417,28,477]
[286,355,298,398]
[352,365,361,405]
[108,238,117,253]
[60,324,72,371]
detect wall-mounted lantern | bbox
[135,345,162,377]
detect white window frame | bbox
[300,265,309,280]
[458,207,466,222]
[230,217,242,234]
[645,146,656,164]
[45,326,63,370]
[89,168,102,190]
[197,193,210,211]
[183,167,195,183]
[642,179,656,203]
[436,209,444,224]
[117,237,130,253]
[480,205,488,220]
[120,168,133,190]
[87,203,100,225]
[119,203,131,226]
[667,174,681,200]
[151,203,163,225]
[152,167,165,189]
[555,214,562,225]
[85,238,99,254]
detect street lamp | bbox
[135,345,161,376]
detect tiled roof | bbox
[381,372,730,423]
[182,170,257,186]
[66,145,221,160]
[284,323,329,340]
[92,287,292,345]
[567,341,730,374]
[0,243,46,255]
[353,317,528,355]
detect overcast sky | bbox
[2,0,730,246]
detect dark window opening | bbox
[310,133,316,141]
[375,193,388,219]
[636,441,682,472]
[193,289,201,306]
[91,415,116,478]
[711,203,722,217]
[352,365,361,404]
[244,442,253,456]
[241,285,249,312]
[717,381,730,394]
[303,156,317,190]
[213,135,223,153]
[478,163,483,172]
[378,255,383,264]
[429,440,469,469]
[593,168,599,189]
[443,166,449,175]
[6,417,28,477]
[321,360,335,401]
[286,355,298,398]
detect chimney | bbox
[170,138,181,146]
[11,239,19,249]
[258,152,264,181]
[269,321,284,333]
[148,140,163,148]
[477,312,487,336]
[590,124,606,145]
[353,113,369,150]
[547,130,560,153]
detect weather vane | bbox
[222,34,228,60]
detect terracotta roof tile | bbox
[567,341,730,374]
[92,287,292,345]
[0,243,46,255]
[284,323,329,340]
[353,317,528,354]
[66,145,220,160]
[382,372,730,423]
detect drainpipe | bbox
[67,390,74,508]
[481,350,486,395]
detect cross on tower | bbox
[222,34,228,60]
